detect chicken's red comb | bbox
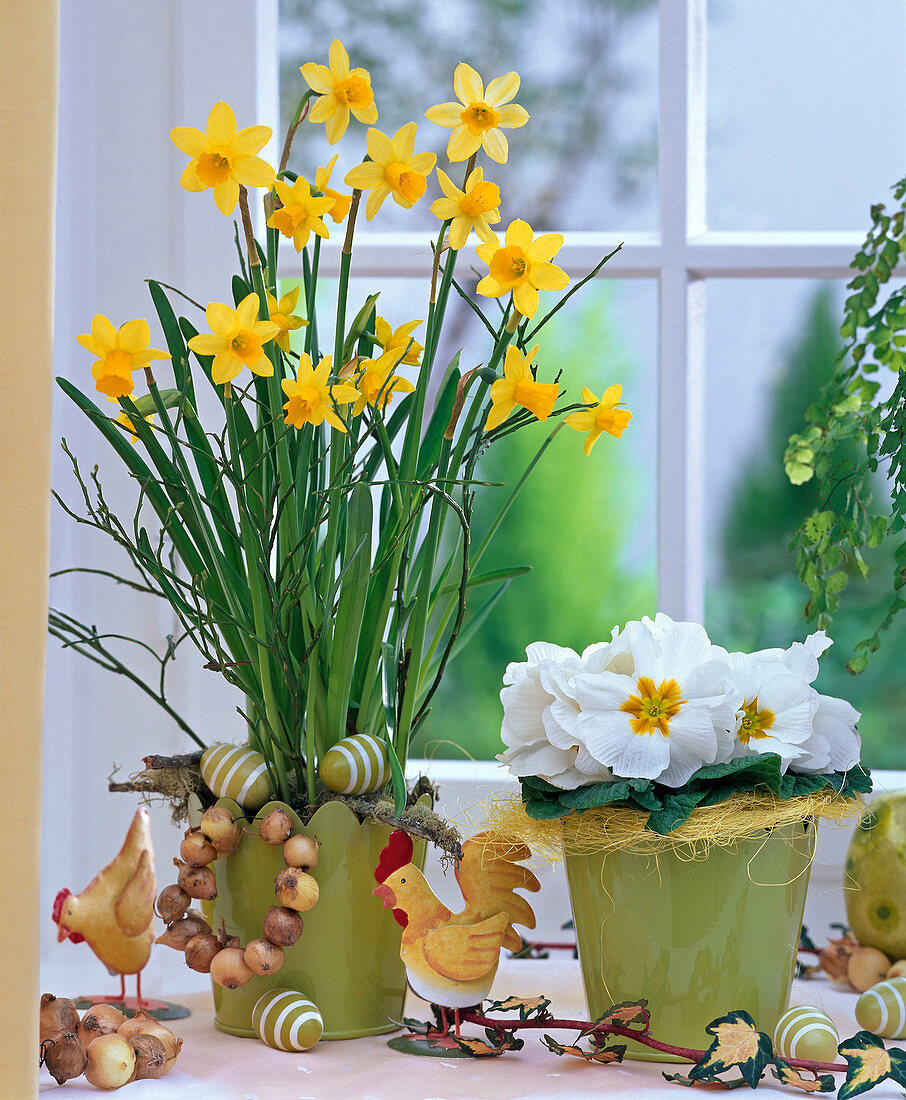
[52,888,70,925]
[375,830,413,883]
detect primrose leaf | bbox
[483,994,552,1020]
[771,1058,836,1093]
[541,1034,625,1064]
[837,1030,906,1099]
[687,1011,773,1089]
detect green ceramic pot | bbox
[188,795,423,1040]
[564,819,815,1062]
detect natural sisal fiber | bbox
[483,789,864,862]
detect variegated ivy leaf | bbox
[541,1034,625,1064]
[584,999,650,1033]
[451,1030,523,1057]
[687,1010,773,1089]
[838,1031,906,1100]
[663,1071,749,1089]
[771,1058,835,1093]
[483,994,552,1020]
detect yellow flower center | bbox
[385,163,427,203]
[460,101,502,135]
[595,406,617,432]
[737,698,776,744]
[95,371,133,399]
[229,330,263,363]
[620,676,685,737]
[104,349,133,377]
[335,74,373,110]
[460,181,500,218]
[490,246,530,288]
[196,151,232,186]
[285,386,323,427]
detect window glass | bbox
[708,0,906,231]
[704,278,906,768]
[278,0,659,233]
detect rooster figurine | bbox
[374,829,539,1031]
[53,807,157,1006]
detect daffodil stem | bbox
[238,186,260,270]
[279,90,314,176]
[462,153,477,189]
[303,239,320,359]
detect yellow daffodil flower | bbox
[267,177,333,251]
[484,344,558,431]
[566,385,632,455]
[425,62,529,164]
[315,155,353,224]
[170,101,276,216]
[77,315,169,399]
[431,167,501,250]
[187,293,280,385]
[351,347,415,415]
[476,220,569,320]
[106,398,155,444]
[281,354,360,432]
[374,316,423,366]
[266,287,308,353]
[344,124,437,220]
[300,40,378,145]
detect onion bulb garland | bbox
[155,806,323,1052]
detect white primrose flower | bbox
[791,693,861,773]
[497,641,615,789]
[725,652,816,771]
[571,619,742,788]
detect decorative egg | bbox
[772,1006,839,1063]
[252,989,323,1051]
[845,793,906,957]
[319,734,389,795]
[200,744,274,811]
[855,977,906,1038]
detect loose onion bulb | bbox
[262,905,304,947]
[283,834,320,870]
[209,947,254,989]
[128,1032,166,1080]
[244,938,285,975]
[259,809,294,845]
[117,1010,182,1075]
[85,1033,135,1090]
[199,805,242,854]
[76,1003,126,1048]
[41,1029,88,1085]
[274,868,319,912]
[40,992,80,1043]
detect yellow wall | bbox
[0,1,58,1091]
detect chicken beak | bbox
[373,883,395,909]
[57,921,68,942]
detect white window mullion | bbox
[657,0,707,623]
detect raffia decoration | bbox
[483,789,865,862]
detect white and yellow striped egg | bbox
[856,977,906,1038]
[200,744,274,811]
[772,1006,839,1063]
[319,733,389,795]
[252,989,323,1051]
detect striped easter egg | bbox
[319,733,389,795]
[252,989,323,1051]
[772,1006,839,1063]
[856,977,906,1038]
[200,744,274,811]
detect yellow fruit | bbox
[200,744,274,811]
[772,1006,839,1063]
[319,733,389,794]
[845,793,906,957]
[855,977,906,1038]
[252,989,323,1051]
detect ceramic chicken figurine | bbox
[53,807,157,1005]
[374,829,539,1029]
